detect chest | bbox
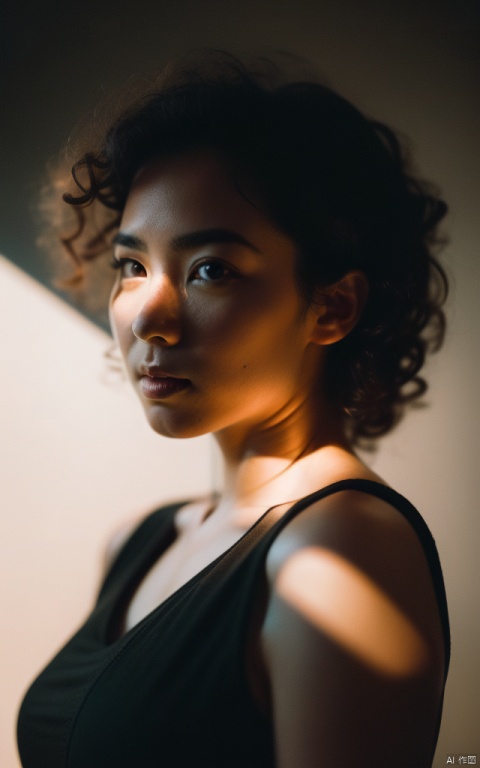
[122,504,268,635]
[18,503,277,768]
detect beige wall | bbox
[0,258,212,767]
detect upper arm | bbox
[260,491,445,768]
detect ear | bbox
[309,271,369,346]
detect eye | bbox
[191,260,232,283]
[111,257,146,279]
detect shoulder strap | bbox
[96,500,187,602]
[265,479,451,679]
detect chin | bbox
[144,406,213,440]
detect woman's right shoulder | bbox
[101,496,210,575]
[103,513,145,573]
[102,515,144,575]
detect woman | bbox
[17,53,450,768]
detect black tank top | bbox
[17,480,450,768]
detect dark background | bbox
[0,0,478,329]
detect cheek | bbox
[191,281,302,339]
[187,299,268,363]
[188,293,307,377]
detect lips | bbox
[137,366,191,400]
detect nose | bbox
[131,275,182,346]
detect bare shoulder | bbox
[261,488,446,768]
[265,487,445,628]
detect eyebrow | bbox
[112,228,260,254]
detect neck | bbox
[212,393,355,510]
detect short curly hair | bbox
[52,51,448,444]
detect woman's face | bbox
[109,150,325,443]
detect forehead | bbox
[120,150,294,255]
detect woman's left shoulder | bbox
[265,483,436,598]
[264,484,444,644]
[260,485,446,766]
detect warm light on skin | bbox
[108,151,323,449]
[108,149,364,475]
[275,546,430,678]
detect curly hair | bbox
[50,51,448,444]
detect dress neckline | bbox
[104,495,283,646]
[103,479,446,655]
